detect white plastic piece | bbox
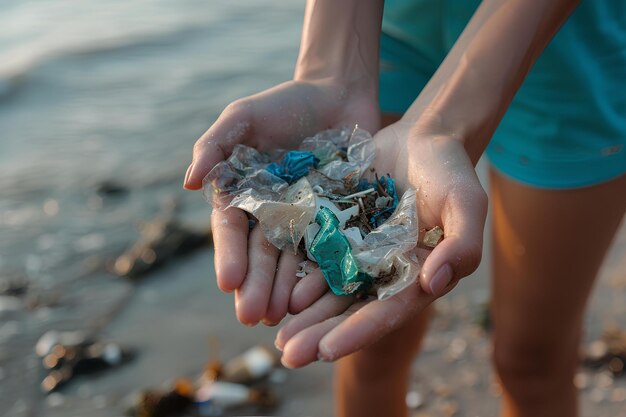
[342,227,363,246]
[375,196,393,208]
[342,188,375,200]
[194,381,250,407]
[103,343,122,365]
[315,196,359,229]
[239,346,275,378]
[35,330,85,357]
[35,330,60,356]
[295,260,313,278]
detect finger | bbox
[420,185,488,296]
[276,292,354,350]
[234,226,280,325]
[318,284,435,361]
[184,101,254,190]
[288,268,328,314]
[211,207,249,292]
[281,316,347,368]
[263,251,304,326]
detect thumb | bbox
[184,100,253,190]
[419,185,488,296]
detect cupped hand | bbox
[276,119,488,367]
[184,79,379,326]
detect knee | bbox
[493,334,577,400]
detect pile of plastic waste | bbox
[204,126,420,299]
[129,345,281,417]
[35,330,135,393]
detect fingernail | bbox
[274,339,283,352]
[317,352,330,362]
[429,263,453,296]
[280,356,295,369]
[183,164,193,188]
[262,318,278,327]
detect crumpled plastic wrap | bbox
[229,178,316,253]
[203,126,423,300]
[351,189,420,299]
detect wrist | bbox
[294,0,383,100]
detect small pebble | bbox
[587,340,608,360]
[574,372,589,389]
[406,390,424,409]
[423,226,443,248]
[46,393,65,408]
[608,357,624,375]
[447,337,467,361]
[43,199,59,216]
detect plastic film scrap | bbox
[202,126,425,299]
[230,178,315,253]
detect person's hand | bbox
[184,79,379,326]
[275,119,488,367]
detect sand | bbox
[7,163,626,417]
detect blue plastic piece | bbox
[309,207,371,295]
[370,175,399,227]
[266,151,319,184]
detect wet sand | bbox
[37,221,626,417]
[7,165,626,417]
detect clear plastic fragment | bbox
[349,189,420,297]
[346,126,376,176]
[376,252,421,300]
[229,178,316,252]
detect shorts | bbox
[379,0,626,189]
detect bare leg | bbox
[490,169,626,417]
[334,306,433,417]
[334,113,434,417]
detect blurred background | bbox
[1,1,625,417]
[0,0,302,280]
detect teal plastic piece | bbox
[310,207,371,295]
[266,151,319,184]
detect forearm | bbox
[294,0,384,97]
[404,0,579,164]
